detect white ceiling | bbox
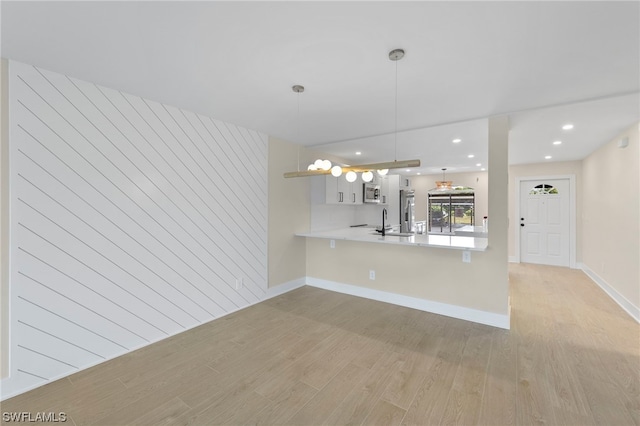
[2,1,639,175]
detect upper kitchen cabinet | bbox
[376,176,390,206]
[325,175,362,205]
[399,175,412,189]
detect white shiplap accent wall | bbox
[2,61,268,399]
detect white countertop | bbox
[296,226,488,251]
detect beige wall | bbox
[412,171,488,225]
[267,137,310,287]
[486,115,510,312]
[306,239,506,313]
[508,160,583,262]
[582,123,639,309]
[306,116,510,317]
[1,58,9,379]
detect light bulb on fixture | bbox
[331,165,343,177]
[377,169,389,176]
[362,171,374,182]
[321,160,332,171]
[346,171,357,183]
[314,159,324,169]
[307,164,317,171]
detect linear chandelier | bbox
[284,159,420,178]
[284,48,420,180]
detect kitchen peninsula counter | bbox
[297,227,488,251]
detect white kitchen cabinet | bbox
[325,175,362,205]
[378,175,390,205]
[325,175,341,204]
[350,177,363,205]
[399,175,412,189]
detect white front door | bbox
[519,179,570,267]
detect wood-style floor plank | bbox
[2,263,638,425]
[361,399,406,426]
[243,381,318,426]
[439,331,492,425]
[476,329,517,426]
[126,397,191,426]
[323,349,403,425]
[285,362,371,425]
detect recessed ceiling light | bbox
[562,124,574,130]
[467,154,474,158]
[355,151,362,155]
[476,163,481,167]
[452,138,461,143]
[406,169,411,172]
[481,168,486,171]
[417,172,421,175]
[545,155,552,159]
[553,140,562,145]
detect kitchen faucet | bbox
[382,208,388,236]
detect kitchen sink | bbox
[372,231,415,237]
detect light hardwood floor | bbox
[2,263,639,425]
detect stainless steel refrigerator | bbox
[400,189,415,233]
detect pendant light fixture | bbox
[283,48,420,179]
[293,84,335,173]
[436,168,453,190]
[381,48,404,176]
[293,86,302,171]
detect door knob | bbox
[520,223,525,227]
[520,218,524,221]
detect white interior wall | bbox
[1,61,268,399]
[582,123,639,320]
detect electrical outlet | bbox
[330,239,335,249]
[235,279,240,290]
[240,277,244,289]
[369,270,376,280]
[462,250,471,263]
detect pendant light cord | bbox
[296,90,301,172]
[394,58,398,162]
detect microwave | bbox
[363,183,380,203]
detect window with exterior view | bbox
[530,184,558,195]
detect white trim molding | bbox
[306,277,510,330]
[264,278,307,300]
[515,175,577,269]
[581,264,640,323]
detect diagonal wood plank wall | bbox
[2,61,268,399]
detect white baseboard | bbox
[509,256,518,263]
[305,277,510,330]
[264,277,307,300]
[581,264,640,323]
